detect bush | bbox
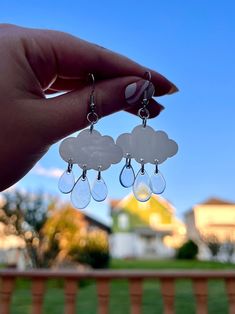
[74,249,110,269]
[69,229,110,269]
[176,240,198,260]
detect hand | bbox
[0,24,178,191]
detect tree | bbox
[43,205,110,268]
[42,204,87,266]
[0,190,55,267]
[1,191,110,269]
[201,234,221,261]
[222,237,235,263]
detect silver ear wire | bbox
[144,71,152,81]
[87,73,98,132]
[88,73,95,92]
[138,71,152,127]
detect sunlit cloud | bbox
[32,164,63,179]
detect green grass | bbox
[7,259,235,313]
[111,258,235,270]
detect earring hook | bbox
[144,71,151,81]
[138,71,152,127]
[88,73,95,94]
[87,73,98,132]
[88,73,95,106]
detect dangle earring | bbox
[58,74,122,209]
[116,71,178,202]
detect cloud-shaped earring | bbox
[116,71,178,202]
[57,72,178,207]
[58,74,122,209]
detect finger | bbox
[45,78,164,118]
[44,89,59,95]
[45,79,164,117]
[34,76,164,143]
[45,77,85,94]
[20,26,178,96]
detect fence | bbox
[0,269,235,314]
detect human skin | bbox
[0,24,178,191]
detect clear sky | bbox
[1,0,235,223]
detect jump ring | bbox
[138,107,150,119]
[87,112,98,124]
[67,161,73,173]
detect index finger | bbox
[21,27,178,95]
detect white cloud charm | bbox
[116,125,178,164]
[59,129,123,171]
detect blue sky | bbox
[1,0,235,223]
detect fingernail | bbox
[125,80,154,104]
[167,84,179,95]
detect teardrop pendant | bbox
[71,174,91,209]
[150,171,166,194]
[91,174,108,202]
[58,170,75,194]
[119,163,135,188]
[133,167,152,202]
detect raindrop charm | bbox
[91,170,108,202]
[150,164,166,194]
[133,164,152,202]
[71,169,91,209]
[58,171,75,194]
[58,162,75,194]
[119,158,135,188]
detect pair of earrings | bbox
[58,72,178,209]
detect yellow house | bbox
[110,194,186,258]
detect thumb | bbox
[37,76,163,143]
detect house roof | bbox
[200,198,235,205]
[185,197,235,216]
[110,199,120,208]
[110,193,176,214]
[56,201,111,233]
[84,213,111,233]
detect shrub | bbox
[176,240,198,260]
[75,249,110,269]
[69,229,110,269]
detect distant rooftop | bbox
[200,197,235,205]
[110,194,176,214]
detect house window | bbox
[118,213,129,230]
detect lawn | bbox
[111,258,235,270]
[8,259,235,314]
